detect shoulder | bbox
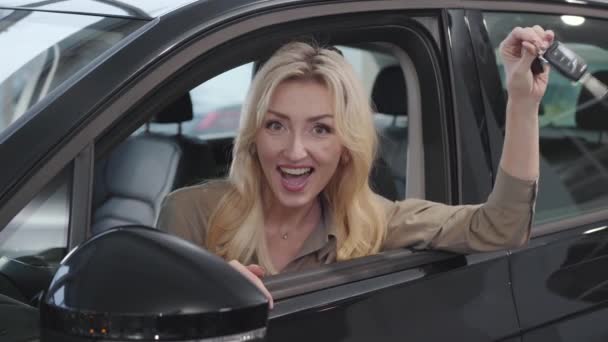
[163,179,232,211]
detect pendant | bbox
[282,233,288,240]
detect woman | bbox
[157,26,553,307]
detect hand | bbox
[499,25,554,104]
[228,260,274,309]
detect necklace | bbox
[272,199,320,241]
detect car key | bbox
[533,40,608,101]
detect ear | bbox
[340,151,350,165]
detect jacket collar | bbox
[294,196,336,259]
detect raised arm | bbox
[380,26,554,253]
[499,25,554,181]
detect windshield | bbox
[0,8,144,138]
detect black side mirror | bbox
[40,226,268,341]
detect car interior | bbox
[540,71,608,210]
[532,69,608,223]
[89,43,413,235]
[90,94,219,235]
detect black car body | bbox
[1,0,608,341]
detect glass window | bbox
[0,9,143,138]
[484,12,608,224]
[0,164,72,260]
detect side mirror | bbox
[40,227,268,341]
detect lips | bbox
[277,166,314,192]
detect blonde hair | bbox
[206,41,387,274]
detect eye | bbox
[265,120,284,132]
[312,123,332,136]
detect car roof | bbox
[0,0,200,19]
[2,0,608,20]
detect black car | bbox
[2,0,608,341]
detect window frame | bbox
[91,12,452,300]
[0,142,92,260]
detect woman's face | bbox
[255,78,344,209]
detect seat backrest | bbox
[371,65,408,200]
[91,94,216,234]
[91,135,183,234]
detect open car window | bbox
[108,44,407,237]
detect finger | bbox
[229,260,258,282]
[521,41,538,59]
[505,26,543,51]
[523,27,545,52]
[531,25,549,49]
[544,29,555,45]
[245,274,274,309]
[247,264,266,278]
[229,261,274,309]
[253,277,274,309]
[517,41,538,72]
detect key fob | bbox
[542,41,588,81]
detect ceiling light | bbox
[561,15,586,26]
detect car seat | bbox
[371,65,408,200]
[91,94,217,234]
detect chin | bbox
[275,191,317,209]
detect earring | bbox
[249,145,257,155]
[341,154,350,164]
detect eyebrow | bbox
[267,109,334,122]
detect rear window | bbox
[0,9,143,138]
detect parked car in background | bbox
[2,0,608,341]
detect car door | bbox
[1,2,521,341]
[261,8,521,342]
[479,3,608,341]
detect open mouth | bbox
[277,166,314,192]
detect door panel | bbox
[522,306,608,342]
[477,8,608,340]
[268,256,519,341]
[510,225,608,340]
[0,293,38,342]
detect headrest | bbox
[153,93,193,124]
[371,65,407,116]
[575,70,608,130]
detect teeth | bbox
[280,167,311,176]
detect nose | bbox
[283,132,308,161]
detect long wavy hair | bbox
[206,41,387,274]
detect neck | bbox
[262,190,320,236]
